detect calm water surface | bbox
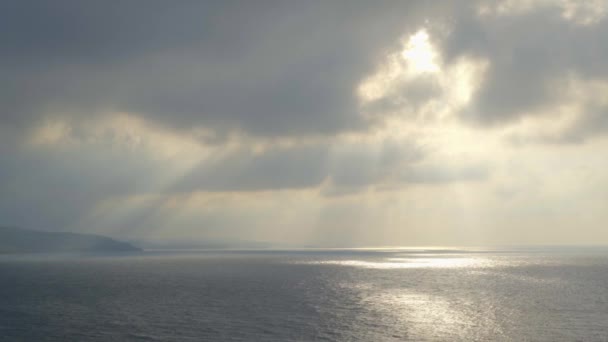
[1,248,608,341]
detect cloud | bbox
[172,136,431,194]
[440,1,608,136]
[0,1,440,138]
[170,133,487,196]
[326,138,425,189]
[503,75,608,144]
[0,142,162,231]
[353,0,608,143]
[3,1,608,141]
[2,1,608,245]
[172,144,329,192]
[0,113,202,231]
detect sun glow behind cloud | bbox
[357,29,442,103]
[358,27,488,119]
[402,30,440,74]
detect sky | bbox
[2,0,608,247]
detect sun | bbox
[401,29,440,74]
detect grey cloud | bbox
[440,3,608,133]
[510,100,608,145]
[172,144,329,192]
[0,0,440,138]
[169,136,484,195]
[328,139,424,188]
[363,74,443,117]
[400,163,489,184]
[169,140,411,193]
[0,128,484,235]
[0,142,166,231]
[5,1,607,140]
[564,105,608,143]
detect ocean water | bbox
[1,248,608,341]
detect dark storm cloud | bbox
[0,0,441,137]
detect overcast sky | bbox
[2,0,608,246]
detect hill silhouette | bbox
[0,227,140,253]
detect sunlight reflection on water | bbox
[365,288,508,340]
[303,254,511,340]
[310,256,494,269]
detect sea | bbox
[1,248,608,341]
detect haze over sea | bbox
[2,248,608,341]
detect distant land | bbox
[0,227,141,253]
